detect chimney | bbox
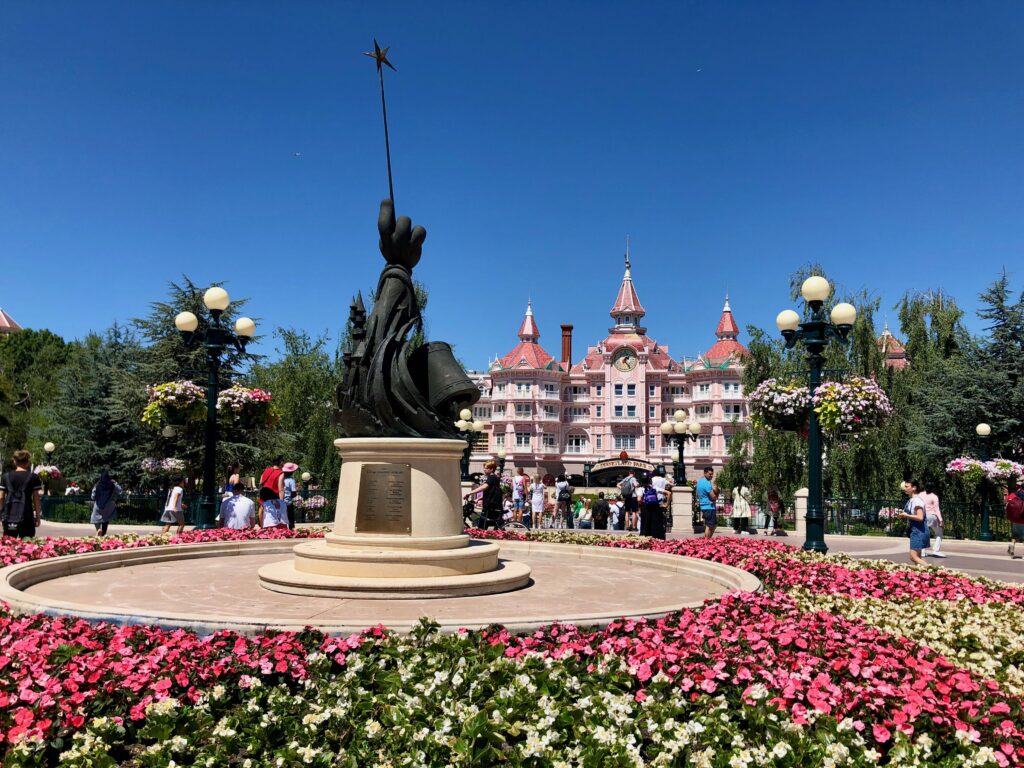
[560,324,573,369]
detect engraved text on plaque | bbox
[355,464,412,534]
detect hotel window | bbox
[626,405,636,417]
[614,383,623,396]
[473,406,491,419]
[494,433,505,448]
[568,407,589,420]
[724,381,741,395]
[596,384,603,397]
[614,405,623,417]
[543,405,558,419]
[698,383,711,395]
[595,405,603,417]
[495,383,506,395]
[649,435,656,450]
[542,433,556,450]
[595,434,602,449]
[648,406,656,419]
[566,434,588,454]
[649,384,656,397]
[542,383,557,396]
[515,404,532,418]
[515,432,531,449]
[626,384,636,396]
[515,382,531,396]
[613,434,637,450]
[724,404,743,419]
[698,436,712,450]
[698,405,712,419]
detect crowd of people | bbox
[463,465,793,542]
[0,449,309,539]
[160,455,305,534]
[4,445,1023,561]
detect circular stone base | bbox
[260,556,532,599]
[285,539,503,580]
[324,532,471,550]
[0,539,760,635]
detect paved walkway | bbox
[31,522,1024,584]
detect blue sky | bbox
[2,1,1022,366]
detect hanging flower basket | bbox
[748,378,811,431]
[142,381,207,430]
[34,465,61,481]
[986,458,1024,484]
[216,385,278,429]
[812,376,892,434]
[947,457,1024,485]
[141,457,186,476]
[293,494,328,522]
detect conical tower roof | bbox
[0,308,22,334]
[609,237,646,321]
[703,294,748,363]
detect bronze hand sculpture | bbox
[337,200,480,439]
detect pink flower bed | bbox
[1,528,1023,764]
[471,528,1024,605]
[482,591,1024,759]
[0,526,322,567]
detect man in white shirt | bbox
[219,484,256,530]
[651,469,673,532]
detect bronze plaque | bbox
[355,463,412,535]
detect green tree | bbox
[0,329,71,466]
[250,329,342,485]
[49,326,149,485]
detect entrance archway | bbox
[588,457,658,487]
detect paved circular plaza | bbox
[2,538,758,635]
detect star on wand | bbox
[363,39,397,206]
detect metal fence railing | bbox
[825,497,1013,541]
[40,489,337,527]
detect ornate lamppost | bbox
[776,276,857,554]
[174,287,256,529]
[454,409,486,481]
[659,409,700,486]
[496,449,507,476]
[660,410,701,532]
[975,422,993,542]
[42,441,56,496]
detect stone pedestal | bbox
[794,487,808,542]
[259,438,531,599]
[671,486,693,533]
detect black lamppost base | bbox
[196,499,217,530]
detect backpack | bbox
[1007,490,1024,525]
[557,485,572,503]
[2,471,31,525]
[618,477,634,497]
[642,486,659,506]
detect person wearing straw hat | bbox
[282,462,299,530]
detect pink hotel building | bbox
[466,257,749,484]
